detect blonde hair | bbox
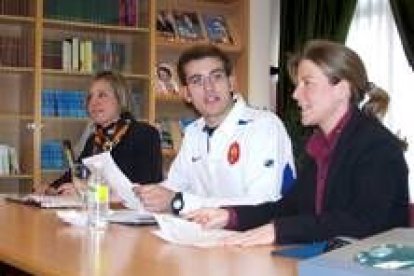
[361,85,389,120]
[89,70,132,113]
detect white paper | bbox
[82,152,146,212]
[56,210,88,227]
[153,214,235,248]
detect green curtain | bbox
[277,0,357,166]
[390,0,414,70]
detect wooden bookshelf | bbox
[0,0,249,191]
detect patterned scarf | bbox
[93,115,131,153]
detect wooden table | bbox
[0,200,297,276]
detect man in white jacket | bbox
[134,45,295,215]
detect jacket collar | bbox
[198,94,248,137]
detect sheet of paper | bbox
[153,214,235,248]
[56,210,88,227]
[82,152,146,212]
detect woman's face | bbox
[87,79,120,127]
[158,68,171,82]
[292,59,349,134]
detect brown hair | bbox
[177,44,232,85]
[287,40,389,119]
[362,84,389,120]
[89,70,131,113]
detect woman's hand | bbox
[33,185,56,195]
[221,223,275,247]
[56,183,78,195]
[185,208,230,229]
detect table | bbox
[0,200,297,276]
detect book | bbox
[156,10,176,40]
[156,119,174,150]
[202,14,233,44]
[130,89,142,119]
[173,11,204,41]
[0,144,10,175]
[62,39,72,71]
[155,62,180,95]
[43,40,62,69]
[71,37,80,71]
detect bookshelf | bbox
[0,0,34,192]
[0,0,249,191]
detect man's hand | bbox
[133,184,175,213]
[33,184,73,196]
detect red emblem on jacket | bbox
[227,142,240,165]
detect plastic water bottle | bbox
[87,168,109,230]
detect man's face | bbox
[183,57,235,126]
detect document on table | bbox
[82,152,146,212]
[153,214,236,248]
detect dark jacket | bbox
[233,108,409,244]
[51,118,163,187]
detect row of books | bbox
[44,0,138,27]
[43,38,126,72]
[0,35,32,67]
[157,10,234,44]
[156,118,194,151]
[0,144,20,175]
[0,0,31,17]
[42,89,88,118]
[41,140,67,170]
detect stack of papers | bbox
[153,214,236,247]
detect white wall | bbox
[248,0,280,109]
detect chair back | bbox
[410,203,414,227]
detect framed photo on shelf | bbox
[173,11,204,41]
[202,14,233,44]
[155,62,180,95]
[156,10,176,40]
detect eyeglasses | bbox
[186,69,228,88]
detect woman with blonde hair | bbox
[187,40,409,246]
[42,70,163,195]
